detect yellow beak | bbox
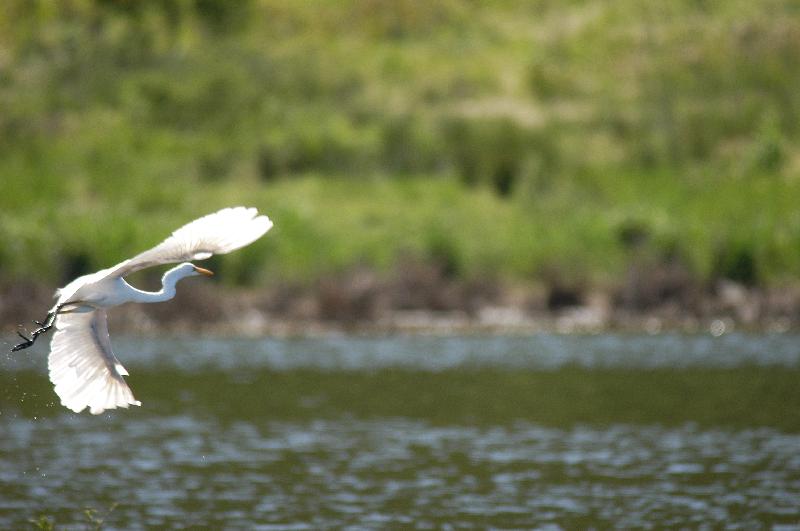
[193,266,214,276]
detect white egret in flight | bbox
[11,206,273,415]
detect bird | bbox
[11,206,273,415]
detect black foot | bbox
[11,331,34,352]
[10,307,60,352]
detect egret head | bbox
[172,262,214,279]
[159,263,215,298]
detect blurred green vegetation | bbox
[2,0,800,289]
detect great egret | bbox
[11,206,273,415]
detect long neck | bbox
[129,266,188,303]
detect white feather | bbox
[106,206,273,278]
[48,310,141,414]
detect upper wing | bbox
[106,206,273,278]
[48,310,141,415]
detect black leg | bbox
[10,305,62,352]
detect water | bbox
[2,333,800,528]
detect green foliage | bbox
[28,515,55,531]
[24,502,118,531]
[1,0,800,289]
[82,502,118,530]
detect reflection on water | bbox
[1,333,799,527]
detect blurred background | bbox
[3,3,800,528]
[2,0,800,332]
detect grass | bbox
[2,0,800,292]
[4,173,799,291]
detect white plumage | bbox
[48,311,138,415]
[27,206,272,415]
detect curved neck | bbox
[129,266,190,304]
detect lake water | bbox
[1,333,799,528]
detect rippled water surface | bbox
[2,333,800,528]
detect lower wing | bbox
[48,310,141,415]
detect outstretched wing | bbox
[48,310,141,415]
[106,206,273,278]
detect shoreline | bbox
[3,277,797,338]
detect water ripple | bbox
[1,415,799,528]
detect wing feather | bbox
[48,310,141,415]
[106,206,272,278]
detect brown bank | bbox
[3,261,799,337]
